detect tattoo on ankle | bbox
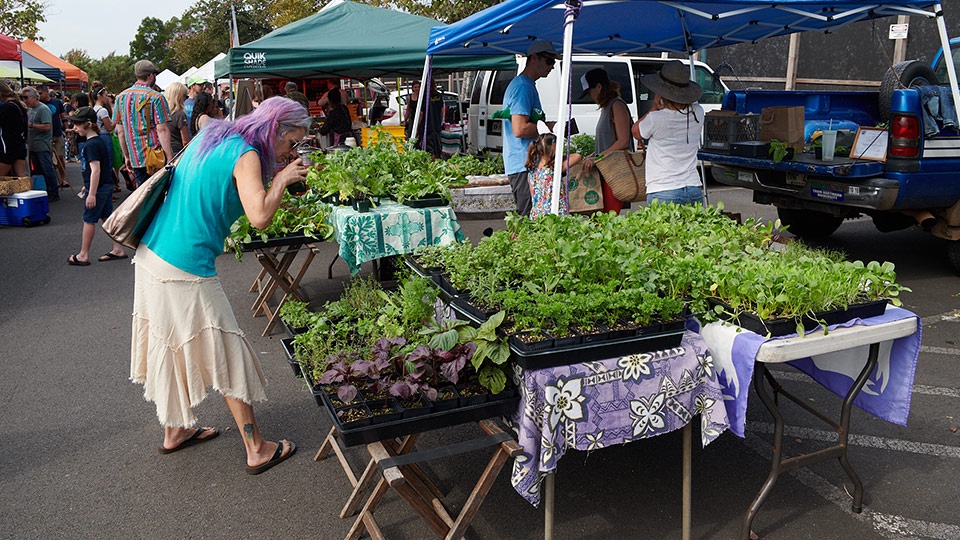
[244,423,254,439]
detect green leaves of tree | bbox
[0,0,48,41]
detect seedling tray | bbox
[403,196,447,208]
[404,256,443,278]
[319,391,520,447]
[510,328,685,370]
[280,337,304,378]
[708,299,888,337]
[240,232,319,251]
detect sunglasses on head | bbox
[544,136,557,144]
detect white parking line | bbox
[747,421,960,459]
[768,369,960,398]
[920,345,960,356]
[920,311,960,326]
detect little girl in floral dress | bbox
[525,132,581,218]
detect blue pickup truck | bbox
[700,53,960,272]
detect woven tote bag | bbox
[595,150,646,202]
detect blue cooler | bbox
[0,190,50,227]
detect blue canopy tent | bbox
[19,50,64,84]
[422,1,956,213]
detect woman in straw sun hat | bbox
[632,60,704,205]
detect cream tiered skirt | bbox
[130,245,267,427]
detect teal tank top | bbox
[141,132,257,277]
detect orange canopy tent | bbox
[20,39,87,88]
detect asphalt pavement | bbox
[1,165,958,539]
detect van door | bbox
[468,71,485,151]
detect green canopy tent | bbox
[213,0,513,80]
[0,62,52,83]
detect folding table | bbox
[315,420,521,540]
[740,316,919,539]
[328,201,465,276]
[243,234,321,336]
[510,331,730,540]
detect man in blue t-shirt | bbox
[39,85,68,188]
[502,40,559,217]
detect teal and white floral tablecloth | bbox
[330,201,465,275]
[509,330,729,506]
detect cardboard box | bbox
[760,106,805,153]
[0,190,49,227]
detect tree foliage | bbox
[0,0,49,41]
[64,49,135,96]
[267,0,320,29]
[129,17,183,73]
[363,0,491,24]
[169,0,272,69]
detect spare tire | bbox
[879,60,938,122]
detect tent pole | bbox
[551,3,578,215]
[690,56,709,206]
[934,4,960,125]
[412,55,431,147]
[229,74,235,120]
[18,58,23,88]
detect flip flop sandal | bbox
[158,427,220,454]
[99,252,128,262]
[246,440,297,475]
[68,255,90,266]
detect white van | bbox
[467,55,728,154]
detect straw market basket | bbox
[0,176,32,196]
[595,150,646,202]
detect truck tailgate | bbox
[699,151,885,178]
[701,151,900,210]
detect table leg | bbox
[543,471,555,540]
[743,343,880,538]
[682,422,692,540]
[836,343,881,513]
[741,364,785,540]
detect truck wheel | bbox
[777,208,843,239]
[879,60,938,122]
[947,241,960,274]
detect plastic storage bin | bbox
[0,190,50,227]
[704,111,760,153]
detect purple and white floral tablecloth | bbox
[509,331,729,506]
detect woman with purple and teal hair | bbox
[129,96,310,475]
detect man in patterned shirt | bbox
[112,60,172,187]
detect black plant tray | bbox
[319,390,520,447]
[708,298,888,337]
[449,294,496,324]
[403,256,442,278]
[509,327,686,370]
[282,318,308,337]
[240,232,319,251]
[280,337,304,378]
[403,196,447,208]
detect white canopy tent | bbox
[155,69,180,90]
[180,53,227,84]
